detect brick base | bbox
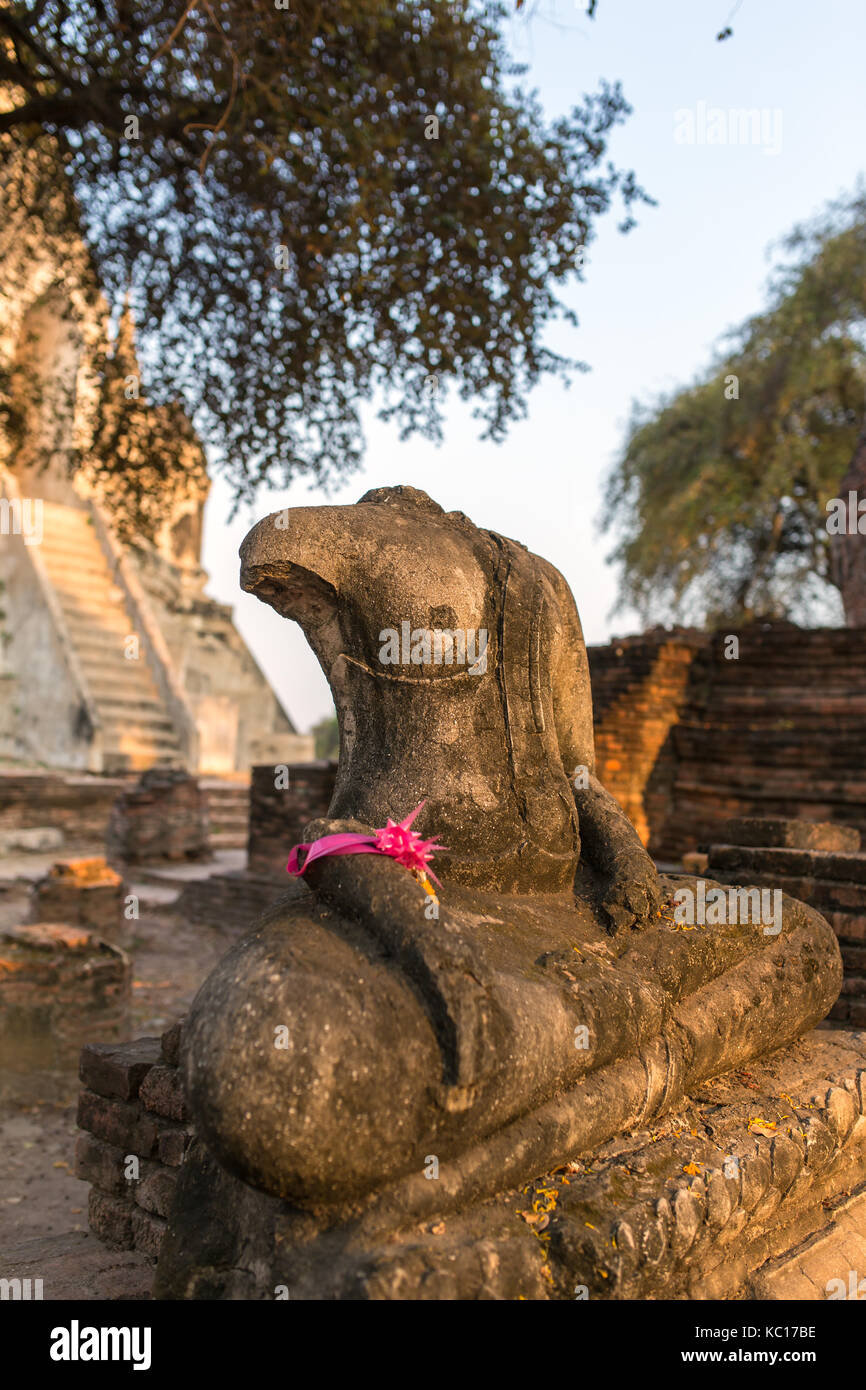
[76,1021,191,1260]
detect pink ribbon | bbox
[286,801,445,887]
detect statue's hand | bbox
[298,816,430,907]
[301,816,372,845]
[600,853,664,934]
[573,773,664,934]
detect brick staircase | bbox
[590,625,866,860]
[38,502,184,773]
[662,627,866,856]
[200,779,250,850]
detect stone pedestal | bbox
[29,858,126,943]
[152,1028,866,1300]
[708,818,866,1026]
[0,923,130,1079]
[107,768,210,865]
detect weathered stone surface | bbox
[710,842,866,885]
[75,1132,134,1197]
[135,1167,178,1220]
[0,825,64,853]
[172,868,307,931]
[159,488,847,1298]
[588,625,866,859]
[707,834,866,1016]
[77,1022,194,1261]
[129,1206,167,1259]
[79,1037,161,1101]
[722,817,861,854]
[88,1188,134,1251]
[155,1029,866,1300]
[160,1019,184,1068]
[247,761,337,877]
[157,1125,192,1168]
[0,770,127,843]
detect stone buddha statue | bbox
[178,486,841,1222]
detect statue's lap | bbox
[182,872,839,1205]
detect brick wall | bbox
[76,1021,192,1259]
[106,769,210,865]
[0,770,130,845]
[706,825,866,1027]
[247,760,337,877]
[589,624,866,860]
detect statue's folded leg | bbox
[183,845,841,1210]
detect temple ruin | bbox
[0,132,312,776]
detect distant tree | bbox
[312,714,339,760]
[0,0,649,514]
[604,188,866,628]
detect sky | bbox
[199,0,866,735]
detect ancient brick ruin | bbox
[0,923,130,1084]
[76,1023,191,1259]
[247,760,338,877]
[28,858,125,943]
[106,769,210,866]
[706,818,866,1029]
[589,623,866,860]
[0,149,312,776]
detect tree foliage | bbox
[0,0,648,507]
[605,188,866,627]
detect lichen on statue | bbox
[180,486,842,1213]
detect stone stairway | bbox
[662,627,866,855]
[37,502,184,773]
[590,625,866,860]
[200,779,250,850]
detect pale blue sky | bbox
[201,0,866,734]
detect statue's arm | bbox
[545,563,663,931]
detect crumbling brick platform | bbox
[28,858,126,943]
[708,818,866,1026]
[0,923,130,1083]
[76,1021,192,1262]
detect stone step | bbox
[39,530,103,552]
[86,681,165,705]
[101,721,181,744]
[37,501,184,771]
[102,752,182,774]
[40,545,114,570]
[61,614,130,639]
[54,584,127,605]
[84,670,163,699]
[208,810,248,828]
[102,740,183,760]
[92,696,174,719]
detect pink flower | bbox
[372,802,445,885]
[286,802,445,889]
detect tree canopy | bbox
[604,188,866,627]
[0,0,648,508]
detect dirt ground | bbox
[0,873,239,1298]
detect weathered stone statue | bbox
[159,486,842,1298]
